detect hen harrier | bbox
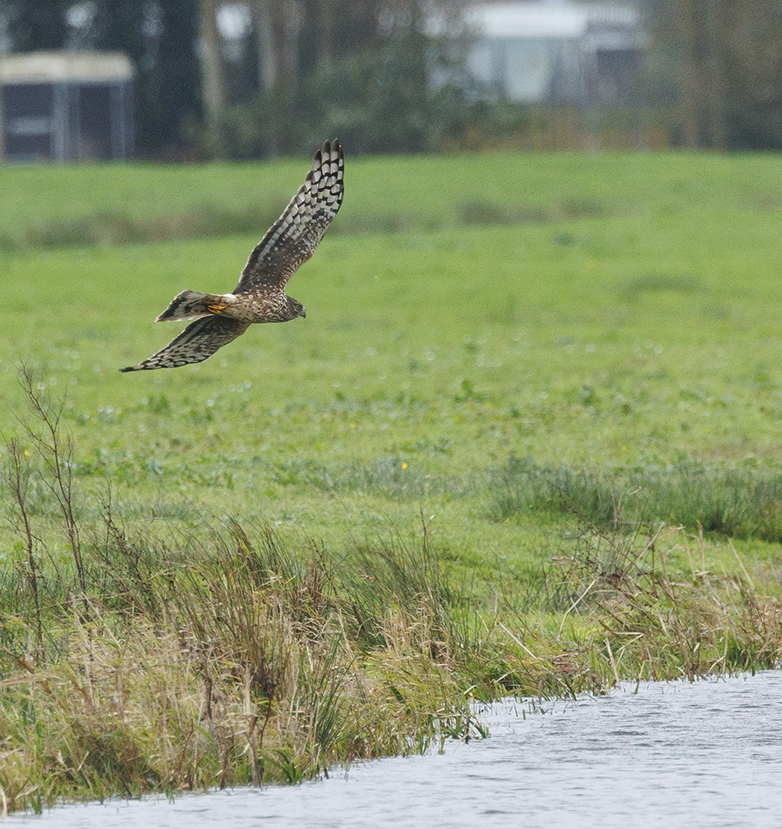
[120,139,344,372]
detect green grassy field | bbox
[5,151,782,558]
[1,149,782,809]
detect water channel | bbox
[7,671,781,828]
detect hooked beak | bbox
[300,307,307,318]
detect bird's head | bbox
[287,297,306,319]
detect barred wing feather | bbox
[236,139,344,292]
[120,317,250,372]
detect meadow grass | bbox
[1,149,782,811]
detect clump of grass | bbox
[457,200,548,226]
[548,521,782,679]
[486,518,782,699]
[489,455,782,543]
[488,455,624,526]
[643,465,782,540]
[0,504,483,810]
[309,456,474,501]
[559,196,607,220]
[457,197,606,228]
[24,212,137,248]
[619,272,704,301]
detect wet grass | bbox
[2,149,782,811]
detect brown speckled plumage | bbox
[120,139,344,372]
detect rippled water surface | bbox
[8,671,782,828]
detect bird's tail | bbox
[156,290,232,322]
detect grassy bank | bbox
[1,375,780,813]
[1,149,782,811]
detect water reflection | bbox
[7,671,782,828]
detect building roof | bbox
[462,2,640,41]
[0,51,134,85]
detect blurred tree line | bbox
[7,0,782,156]
[643,0,782,149]
[4,0,511,159]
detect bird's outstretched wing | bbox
[236,139,344,293]
[120,316,250,372]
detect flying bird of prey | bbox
[120,139,344,372]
